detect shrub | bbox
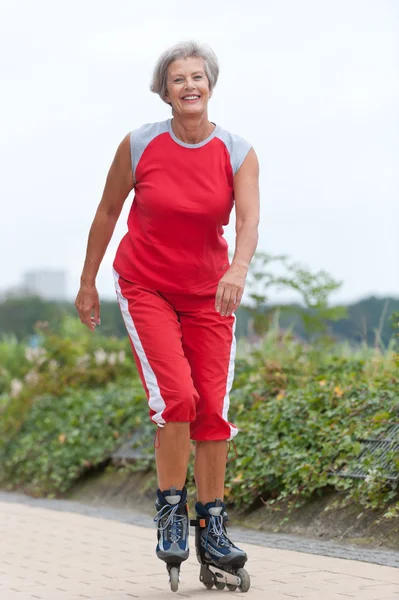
[0,320,397,512]
[0,318,138,444]
[0,381,148,496]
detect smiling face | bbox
[165,56,211,115]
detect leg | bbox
[114,273,198,490]
[194,440,227,504]
[156,422,191,491]
[193,439,249,587]
[176,285,238,504]
[160,285,248,588]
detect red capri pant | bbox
[113,270,238,442]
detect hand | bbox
[75,283,101,331]
[215,263,248,317]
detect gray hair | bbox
[150,41,219,105]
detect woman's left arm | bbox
[215,147,260,317]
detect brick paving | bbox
[1,492,398,569]
[0,498,398,600]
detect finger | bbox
[233,288,244,311]
[81,317,95,331]
[82,315,95,331]
[220,287,233,316]
[215,285,224,312]
[94,302,101,325]
[225,289,238,316]
[79,308,95,331]
[225,288,239,316]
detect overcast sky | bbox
[0,0,397,304]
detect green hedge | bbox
[0,324,398,511]
[0,381,149,496]
[226,354,398,510]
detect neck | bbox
[171,113,214,144]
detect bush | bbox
[0,317,137,444]
[0,320,398,512]
[226,342,398,510]
[0,381,148,496]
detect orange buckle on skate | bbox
[199,518,207,528]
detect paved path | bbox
[1,492,398,569]
[1,498,398,600]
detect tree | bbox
[242,252,347,343]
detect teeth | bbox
[183,96,199,100]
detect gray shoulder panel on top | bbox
[130,120,169,181]
[216,128,252,176]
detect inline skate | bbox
[153,486,190,592]
[190,498,251,592]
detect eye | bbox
[194,75,203,79]
[174,78,184,83]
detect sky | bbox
[0,0,398,304]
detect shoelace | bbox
[154,503,186,543]
[205,514,232,551]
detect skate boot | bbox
[153,486,189,592]
[191,498,251,592]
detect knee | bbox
[163,392,197,423]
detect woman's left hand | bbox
[215,262,248,317]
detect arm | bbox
[75,133,134,330]
[215,147,260,316]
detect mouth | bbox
[181,95,201,103]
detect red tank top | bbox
[113,119,251,293]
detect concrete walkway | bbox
[1,499,398,600]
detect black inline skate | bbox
[190,498,251,592]
[153,486,190,592]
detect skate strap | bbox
[190,515,229,528]
[190,518,208,527]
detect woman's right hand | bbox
[75,283,101,331]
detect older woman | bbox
[75,41,259,592]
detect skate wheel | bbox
[227,584,238,591]
[237,568,251,593]
[200,564,214,589]
[215,581,226,590]
[169,567,179,592]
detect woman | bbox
[75,41,259,591]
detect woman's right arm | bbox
[75,133,134,331]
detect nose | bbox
[184,77,195,90]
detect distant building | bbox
[22,269,67,301]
